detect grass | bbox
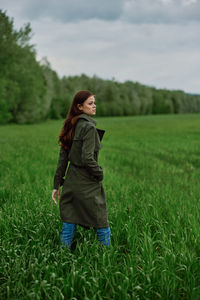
[0,114,200,299]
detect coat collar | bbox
[78,113,105,141]
[78,113,97,125]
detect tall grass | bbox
[0,114,200,299]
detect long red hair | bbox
[58,90,94,151]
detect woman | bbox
[52,90,111,248]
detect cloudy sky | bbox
[1,0,200,94]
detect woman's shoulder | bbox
[77,114,96,127]
[77,116,96,130]
[75,118,95,140]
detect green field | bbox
[0,114,200,299]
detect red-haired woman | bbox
[52,90,110,248]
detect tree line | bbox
[1,10,200,124]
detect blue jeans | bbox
[60,222,111,247]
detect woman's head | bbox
[58,90,95,150]
[69,90,96,117]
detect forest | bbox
[1,9,200,125]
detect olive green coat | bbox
[53,113,109,228]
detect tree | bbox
[0,10,45,124]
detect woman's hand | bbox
[52,189,60,205]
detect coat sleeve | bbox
[53,146,69,189]
[81,125,104,181]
